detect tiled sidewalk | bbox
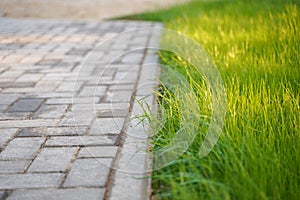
[0,18,161,200]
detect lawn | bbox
[122,0,299,199]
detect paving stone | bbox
[109,83,135,91]
[0,119,58,128]
[0,70,23,78]
[16,73,43,82]
[17,127,48,137]
[0,128,18,148]
[78,146,118,158]
[47,127,87,135]
[0,81,35,88]
[59,110,94,126]
[0,112,32,120]
[28,147,77,172]
[0,105,7,112]
[110,171,150,200]
[121,53,144,64]
[106,90,133,103]
[19,55,43,64]
[0,137,45,160]
[71,102,130,111]
[0,94,20,105]
[0,160,30,173]
[63,158,112,187]
[45,136,116,147]
[46,97,97,104]
[8,98,44,112]
[78,86,107,97]
[56,82,83,92]
[89,118,125,135]
[97,109,128,118]
[33,104,68,119]
[114,71,139,81]
[0,173,63,189]
[2,87,51,93]
[8,188,104,200]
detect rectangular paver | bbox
[0,128,18,148]
[0,137,45,160]
[0,160,30,173]
[78,146,118,158]
[63,158,112,187]
[0,173,63,189]
[45,136,116,147]
[8,188,104,200]
[28,147,77,172]
[8,98,44,112]
[89,118,125,135]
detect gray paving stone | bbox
[59,111,94,126]
[0,112,32,120]
[17,127,48,137]
[55,82,83,92]
[0,70,23,78]
[0,81,35,88]
[0,137,45,160]
[72,102,130,111]
[47,126,87,136]
[78,86,107,97]
[0,119,58,128]
[121,53,144,64]
[0,94,20,105]
[8,188,104,200]
[8,98,44,112]
[28,147,77,172]
[45,136,116,147]
[0,173,63,189]
[97,109,128,118]
[0,105,7,112]
[0,160,30,173]
[16,73,43,82]
[33,104,68,119]
[89,118,125,135]
[0,128,18,148]
[114,71,139,81]
[78,146,118,158]
[106,90,133,103]
[63,158,112,187]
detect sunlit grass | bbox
[123,0,300,199]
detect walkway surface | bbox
[0,0,189,20]
[0,18,161,200]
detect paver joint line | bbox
[0,17,162,200]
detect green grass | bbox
[123,0,300,199]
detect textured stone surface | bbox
[89,118,125,135]
[0,160,30,173]
[8,188,104,200]
[45,136,115,147]
[78,146,118,158]
[0,128,18,148]
[8,98,44,112]
[63,158,112,187]
[0,137,45,160]
[0,173,63,189]
[28,147,77,172]
[0,18,160,199]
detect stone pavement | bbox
[0,18,162,200]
